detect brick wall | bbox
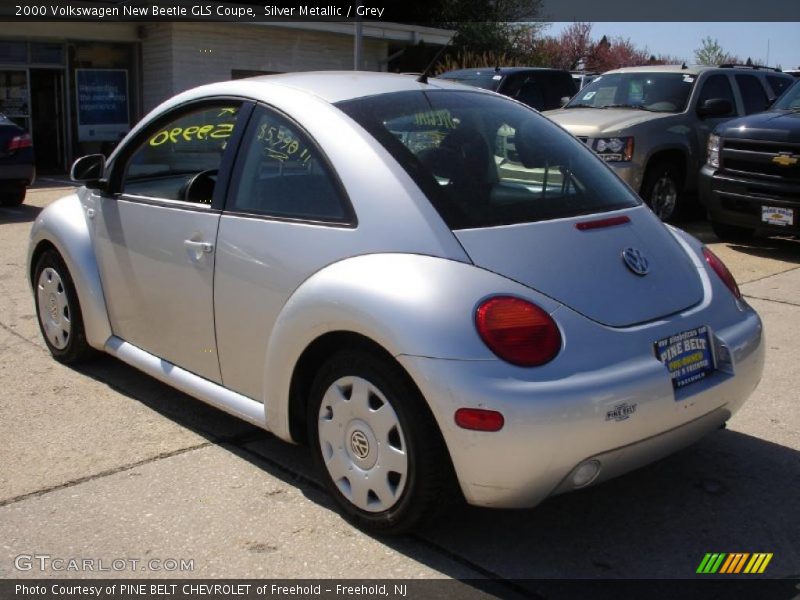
[141,23,388,111]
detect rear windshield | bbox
[336,90,639,230]
[500,71,577,111]
[566,72,695,113]
[436,71,502,91]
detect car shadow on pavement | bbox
[0,203,43,224]
[681,220,800,262]
[75,355,800,586]
[725,239,800,265]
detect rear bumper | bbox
[399,307,764,508]
[0,162,35,186]
[699,165,800,233]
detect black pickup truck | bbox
[700,80,800,240]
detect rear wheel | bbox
[711,221,755,243]
[0,184,26,207]
[642,161,684,222]
[308,349,450,534]
[34,250,94,364]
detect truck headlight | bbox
[707,134,720,168]
[593,137,634,162]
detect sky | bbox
[547,22,800,70]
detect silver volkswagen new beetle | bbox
[28,72,764,533]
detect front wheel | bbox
[308,350,451,534]
[641,161,684,222]
[33,250,94,364]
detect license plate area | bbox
[761,206,793,227]
[655,326,715,390]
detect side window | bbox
[122,103,242,204]
[697,74,736,116]
[229,106,349,222]
[766,75,791,98]
[735,75,770,115]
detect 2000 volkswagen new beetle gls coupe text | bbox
[28,72,764,533]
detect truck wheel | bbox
[34,250,95,364]
[642,161,684,222]
[711,221,755,243]
[308,349,450,534]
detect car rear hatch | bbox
[454,206,704,327]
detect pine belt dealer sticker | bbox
[655,326,715,390]
[761,206,793,227]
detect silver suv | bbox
[545,65,794,220]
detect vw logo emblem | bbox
[622,247,649,276]
[350,430,370,459]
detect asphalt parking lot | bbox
[1,183,799,587]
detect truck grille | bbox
[721,138,800,182]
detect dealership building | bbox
[0,20,450,173]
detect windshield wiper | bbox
[564,103,595,109]
[598,104,657,111]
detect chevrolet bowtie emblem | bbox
[772,153,798,167]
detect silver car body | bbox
[28,72,764,509]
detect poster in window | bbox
[76,69,129,142]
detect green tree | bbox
[406,0,545,72]
[694,37,740,66]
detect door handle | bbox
[184,240,214,254]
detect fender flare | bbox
[259,253,562,442]
[27,193,112,350]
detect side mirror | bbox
[560,96,571,107]
[697,98,733,118]
[70,154,106,184]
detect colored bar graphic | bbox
[698,552,772,574]
[710,553,726,573]
[696,553,713,574]
[758,554,773,573]
[733,553,750,573]
[719,554,735,573]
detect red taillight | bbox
[455,408,505,432]
[475,296,561,367]
[7,133,32,152]
[703,247,741,299]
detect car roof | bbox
[605,64,791,77]
[237,70,475,103]
[440,67,568,77]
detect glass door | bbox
[0,69,30,132]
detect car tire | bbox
[33,250,95,364]
[0,184,26,207]
[641,161,684,222]
[308,349,451,534]
[711,221,755,243]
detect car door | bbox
[213,104,356,401]
[734,74,772,115]
[89,100,250,382]
[693,73,738,173]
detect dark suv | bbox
[437,67,577,112]
[700,80,800,240]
